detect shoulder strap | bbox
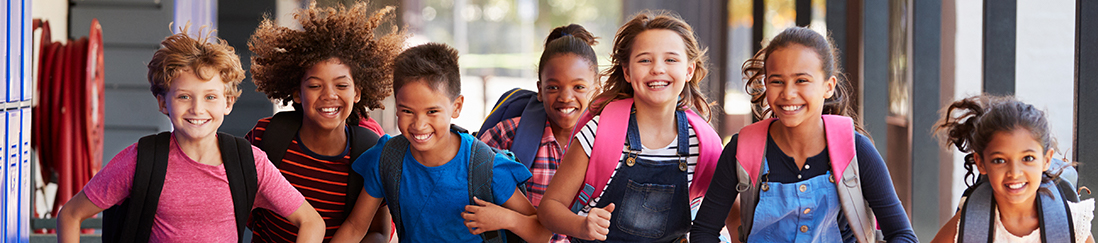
[379,136,409,237]
[570,98,632,211]
[958,181,998,243]
[1037,180,1075,243]
[733,119,774,242]
[218,132,258,243]
[822,115,877,243]
[345,126,380,218]
[685,109,721,200]
[111,132,171,243]
[469,140,511,243]
[510,94,547,169]
[259,110,303,168]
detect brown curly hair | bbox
[148,25,245,102]
[248,1,406,124]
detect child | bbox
[538,11,723,242]
[55,29,324,242]
[479,23,599,243]
[929,95,1094,243]
[332,43,552,243]
[689,27,917,243]
[246,2,403,242]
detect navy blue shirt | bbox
[689,133,918,243]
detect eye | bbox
[307,84,321,89]
[796,78,810,83]
[177,94,190,100]
[665,58,679,63]
[545,85,559,91]
[768,79,783,85]
[427,109,440,114]
[399,109,412,114]
[205,95,217,100]
[637,58,651,63]
[574,85,587,91]
[337,83,351,89]
[1023,155,1036,162]
[991,158,1006,164]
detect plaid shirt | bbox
[480,117,571,243]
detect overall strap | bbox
[218,132,258,243]
[733,119,774,242]
[685,109,721,200]
[379,136,409,237]
[959,181,997,243]
[345,126,380,218]
[822,115,877,243]
[511,95,547,169]
[259,110,303,168]
[112,132,172,243]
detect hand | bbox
[462,197,514,235]
[580,203,615,241]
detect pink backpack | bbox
[566,98,721,212]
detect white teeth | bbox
[320,107,339,113]
[186,119,209,125]
[1007,182,1026,189]
[413,134,430,140]
[558,108,576,114]
[647,81,669,88]
[781,105,802,111]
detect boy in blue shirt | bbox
[332,43,551,243]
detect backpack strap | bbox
[569,98,631,212]
[258,110,303,168]
[346,126,380,218]
[685,109,721,201]
[733,118,774,242]
[958,181,996,243]
[218,132,258,243]
[469,140,508,243]
[822,115,877,243]
[1037,180,1075,243]
[960,180,1077,243]
[510,94,547,169]
[379,135,409,237]
[107,131,171,243]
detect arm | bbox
[462,188,552,243]
[56,192,107,243]
[689,136,742,243]
[855,134,919,242]
[330,189,384,243]
[361,205,392,243]
[929,213,960,243]
[284,200,325,243]
[538,139,613,241]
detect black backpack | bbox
[101,132,256,243]
[380,125,526,243]
[477,88,544,169]
[256,110,379,219]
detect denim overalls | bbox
[575,110,692,243]
[747,157,844,243]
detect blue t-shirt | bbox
[352,131,533,243]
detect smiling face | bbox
[764,44,836,129]
[538,54,597,134]
[974,128,1053,206]
[157,69,234,144]
[294,58,361,132]
[623,29,695,108]
[395,80,463,157]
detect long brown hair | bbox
[589,10,711,120]
[742,27,863,134]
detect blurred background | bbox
[8,0,1096,241]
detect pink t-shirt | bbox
[83,134,305,242]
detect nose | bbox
[322,85,338,99]
[651,60,667,75]
[558,88,577,102]
[1006,161,1023,178]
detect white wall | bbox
[31,0,67,42]
[951,0,984,210]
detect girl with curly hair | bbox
[244,2,405,242]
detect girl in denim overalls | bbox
[689,27,918,243]
[538,11,723,242]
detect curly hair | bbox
[148,25,245,102]
[248,1,406,124]
[591,10,712,120]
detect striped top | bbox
[573,116,699,216]
[245,117,352,242]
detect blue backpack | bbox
[477,88,545,169]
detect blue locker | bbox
[0,110,7,243]
[20,0,29,102]
[19,108,29,243]
[1,1,8,103]
[7,0,21,103]
[6,110,16,243]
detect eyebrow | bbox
[768,73,814,78]
[987,149,1040,156]
[304,75,350,81]
[396,104,442,110]
[632,51,683,59]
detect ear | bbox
[687,61,697,81]
[452,95,464,118]
[156,94,169,115]
[536,81,544,102]
[973,153,988,175]
[1043,148,1055,171]
[824,76,837,99]
[292,89,302,104]
[354,88,362,103]
[225,96,235,115]
[622,66,632,83]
